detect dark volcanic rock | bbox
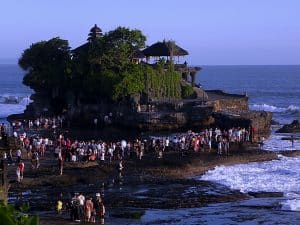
[271,120,280,125]
[276,120,300,133]
[248,192,283,198]
[213,111,273,140]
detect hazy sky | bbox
[1,0,300,65]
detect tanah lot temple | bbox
[25,24,273,140]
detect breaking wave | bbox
[0,95,31,118]
[250,104,300,115]
[200,156,300,211]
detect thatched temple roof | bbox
[142,41,189,57]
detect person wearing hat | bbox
[94,193,105,225]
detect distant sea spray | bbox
[0,95,31,118]
[0,64,33,119]
[250,104,300,115]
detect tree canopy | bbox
[19,37,72,97]
[19,25,187,112]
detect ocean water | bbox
[0,64,32,119]
[197,65,300,124]
[198,65,300,151]
[196,66,300,223]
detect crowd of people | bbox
[63,192,106,224]
[7,125,255,179]
[11,115,66,130]
[2,119,256,224]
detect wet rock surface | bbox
[277,120,300,133]
[6,146,288,224]
[9,174,248,211]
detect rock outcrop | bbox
[276,120,300,133]
[213,111,273,140]
[8,89,272,139]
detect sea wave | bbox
[200,155,300,211]
[0,95,31,118]
[0,95,30,104]
[250,104,300,114]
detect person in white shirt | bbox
[16,148,22,163]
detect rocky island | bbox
[11,24,272,140]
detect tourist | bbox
[16,165,21,182]
[99,200,105,225]
[260,136,265,149]
[31,151,40,169]
[94,194,105,225]
[77,193,85,220]
[84,197,94,222]
[56,199,63,214]
[16,148,22,164]
[13,131,18,145]
[118,160,123,178]
[223,138,230,155]
[58,155,63,175]
[108,144,114,163]
[18,160,25,182]
[70,193,80,222]
[291,135,295,147]
[217,140,222,155]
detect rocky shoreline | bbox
[8,89,273,141]
[6,141,300,225]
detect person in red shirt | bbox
[18,160,25,182]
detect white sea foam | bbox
[250,103,285,113]
[250,104,300,115]
[201,156,300,193]
[200,156,300,211]
[263,132,300,151]
[0,96,31,118]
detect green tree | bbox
[19,25,187,109]
[72,26,147,101]
[19,37,72,98]
[101,27,146,73]
[113,64,145,100]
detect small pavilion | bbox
[142,40,201,86]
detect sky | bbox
[1,0,300,65]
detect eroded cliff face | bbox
[9,89,272,138]
[208,98,249,111]
[276,120,300,133]
[213,111,273,140]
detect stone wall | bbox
[206,90,249,112]
[9,89,271,137]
